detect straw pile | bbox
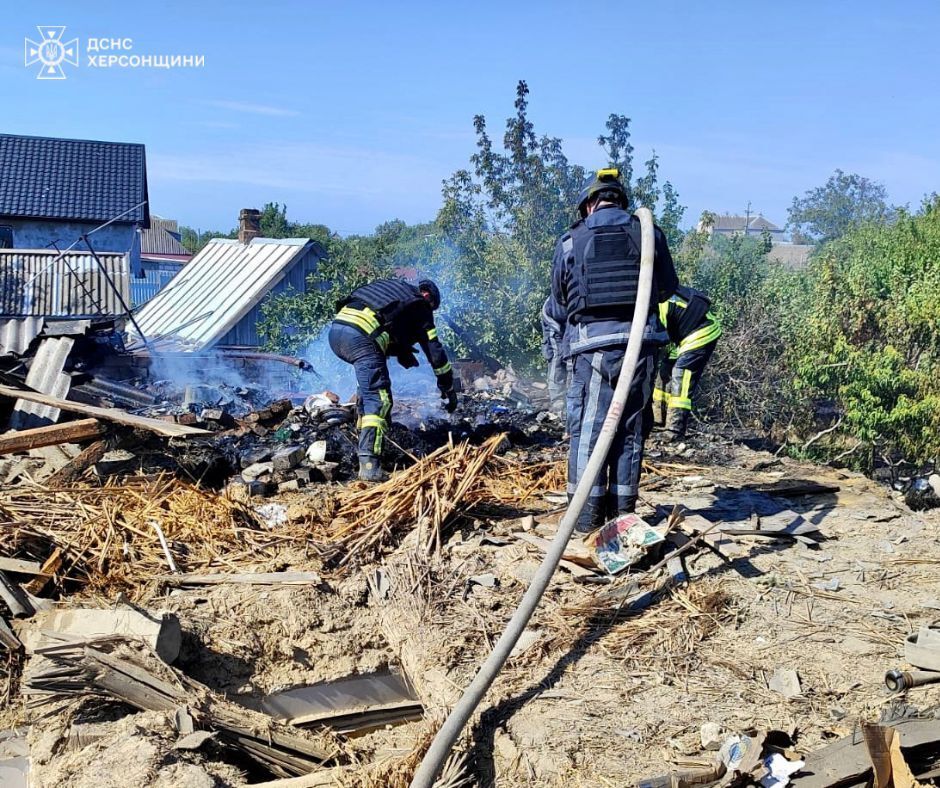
[0,474,312,600]
[323,434,508,568]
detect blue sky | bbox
[2,1,939,236]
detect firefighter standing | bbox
[548,169,679,532]
[652,286,722,441]
[329,278,457,481]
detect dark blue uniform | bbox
[540,296,569,415]
[548,206,678,531]
[329,279,453,466]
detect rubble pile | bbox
[5,341,940,786]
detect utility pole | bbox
[744,201,752,237]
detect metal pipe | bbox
[409,208,657,787]
[885,668,940,692]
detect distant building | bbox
[0,133,149,270]
[133,217,193,306]
[700,213,786,242]
[766,243,815,270]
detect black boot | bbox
[662,408,690,443]
[358,454,388,482]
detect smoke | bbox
[299,325,441,404]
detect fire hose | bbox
[410,207,656,787]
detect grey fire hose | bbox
[410,208,656,787]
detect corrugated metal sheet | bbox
[0,249,130,318]
[128,238,320,351]
[0,316,44,356]
[131,260,185,307]
[10,336,74,428]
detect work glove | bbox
[442,388,458,413]
[395,348,419,369]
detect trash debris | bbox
[587,514,666,574]
[768,668,802,698]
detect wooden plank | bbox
[0,557,43,576]
[24,549,62,595]
[0,418,106,454]
[0,383,208,437]
[47,440,109,485]
[158,571,322,586]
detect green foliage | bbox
[783,200,940,466]
[436,82,686,370]
[787,169,893,243]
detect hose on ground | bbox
[409,207,657,787]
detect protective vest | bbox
[337,279,424,326]
[566,217,642,323]
[668,285,712,344]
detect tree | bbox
[787,169,893,243]
[436,82,686,369]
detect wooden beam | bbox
[0,383,208,437]
[159,571,322,586]
[47,440,109,485]
[0,418,106,455]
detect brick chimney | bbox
[238,208,261,244]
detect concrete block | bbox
[272,445,304,471]
[242,461,273,481]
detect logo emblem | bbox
[25,26,79,80]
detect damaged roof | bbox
[0,133,149,225]
[128,237,322,351]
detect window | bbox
[0,226,12,248]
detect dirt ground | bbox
[5,423,940,786]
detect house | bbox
[766,243,815,270]
[0,133,150,355]
[127,209,327,352]
[132,217,193,306]
[0,133,149,269]
[700,213,786,242]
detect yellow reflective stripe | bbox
[652,388,669,403]
[669,370,694,410]
[427,327,438,341]
[337,307,391,352]
[378,389,392,419]
[360,414,387,454]
[337,306,381,333]
[677,321,721,354]
[434,361,452,376]
[658,301,668,326]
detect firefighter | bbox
[652,286,722,441]
[540,296,569,417]
[548,168,679,532]
[328,278,457,481]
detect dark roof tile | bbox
[0,133,149,225]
